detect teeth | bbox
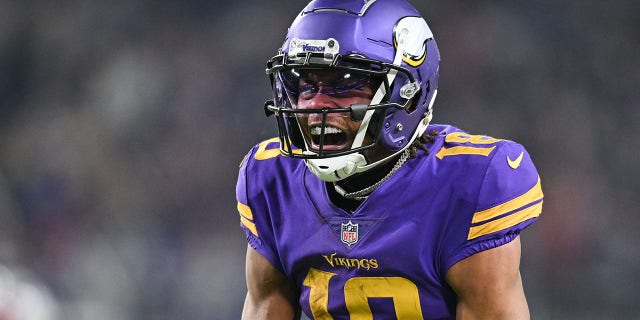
[310,126,343,136]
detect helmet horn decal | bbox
[394,16,434,67]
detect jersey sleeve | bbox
[444,141,543,271]
[235,141,285,273]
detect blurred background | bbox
[0,0,638,319]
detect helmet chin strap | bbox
[304,30,435,183]
[304,153,368,182]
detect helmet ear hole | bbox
[408,80,429,113]
[366,109,387,138]
[406,91,420,113]
[406,98,417,113]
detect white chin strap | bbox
[304,153,368,182]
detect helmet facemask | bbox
[266,51,419,161]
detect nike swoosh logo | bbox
[507,151,524,169]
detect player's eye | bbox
[299,82,319,99]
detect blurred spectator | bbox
[0,264,59,320]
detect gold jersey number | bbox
[303,268,424,319]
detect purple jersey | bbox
[236,124,543,319]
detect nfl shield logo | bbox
[341,220,359,246]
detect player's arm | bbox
[446,237,530,320]
[242,245,301,320]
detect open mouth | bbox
[309,125,348,149]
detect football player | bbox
[236,0,543,319]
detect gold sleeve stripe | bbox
[237,202,259,237]
[467,200,542,240]
[436,146,496,160]
[254,137,281,160]
[472,177,543,224]
[240,216,259,237]
[237,202,254,220]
